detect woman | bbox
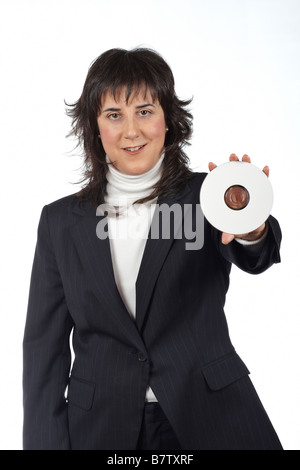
[23,48,283,450]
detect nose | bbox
[124,116,140,140]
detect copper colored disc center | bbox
[224,185,250,211]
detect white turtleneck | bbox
[105,154,164,402]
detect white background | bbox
[0,0,299,450]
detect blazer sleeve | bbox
[214,214,282,274]
[23,205,74,450]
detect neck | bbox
[105,154,164,206]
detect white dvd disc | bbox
[200,162,273,234]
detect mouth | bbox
[122,144,147,155]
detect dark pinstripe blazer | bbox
[23,172,283,450]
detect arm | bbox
[215,214,281,274]
[208,154,282,274]
[23,205,74,450]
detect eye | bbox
[108,113,120,120]
[139,109,151,117]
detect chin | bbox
[124,163,152,175]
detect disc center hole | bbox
[224,185,250,211]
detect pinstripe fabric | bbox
[23,172,283,450]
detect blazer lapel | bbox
[70,198,146,352]
[135,182,193,331]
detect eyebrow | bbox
[136,103,156,109]
[102,103,156,113]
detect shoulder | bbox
[168,171,207,205]
[187,171,208,193]
[42,192,90,227]
[46,192,79,211]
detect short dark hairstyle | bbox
[66,47,193,206]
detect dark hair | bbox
[66,47,193,206]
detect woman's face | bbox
[97,87,167,175]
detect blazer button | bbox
[138,352,147,362]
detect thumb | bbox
[222,232,235,245]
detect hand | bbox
[208,154,269,245]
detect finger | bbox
[263,165,270,177]
[229,154,239,161]
[221,232,235,245]
[242,154,251,163]
[208,162,217,172]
